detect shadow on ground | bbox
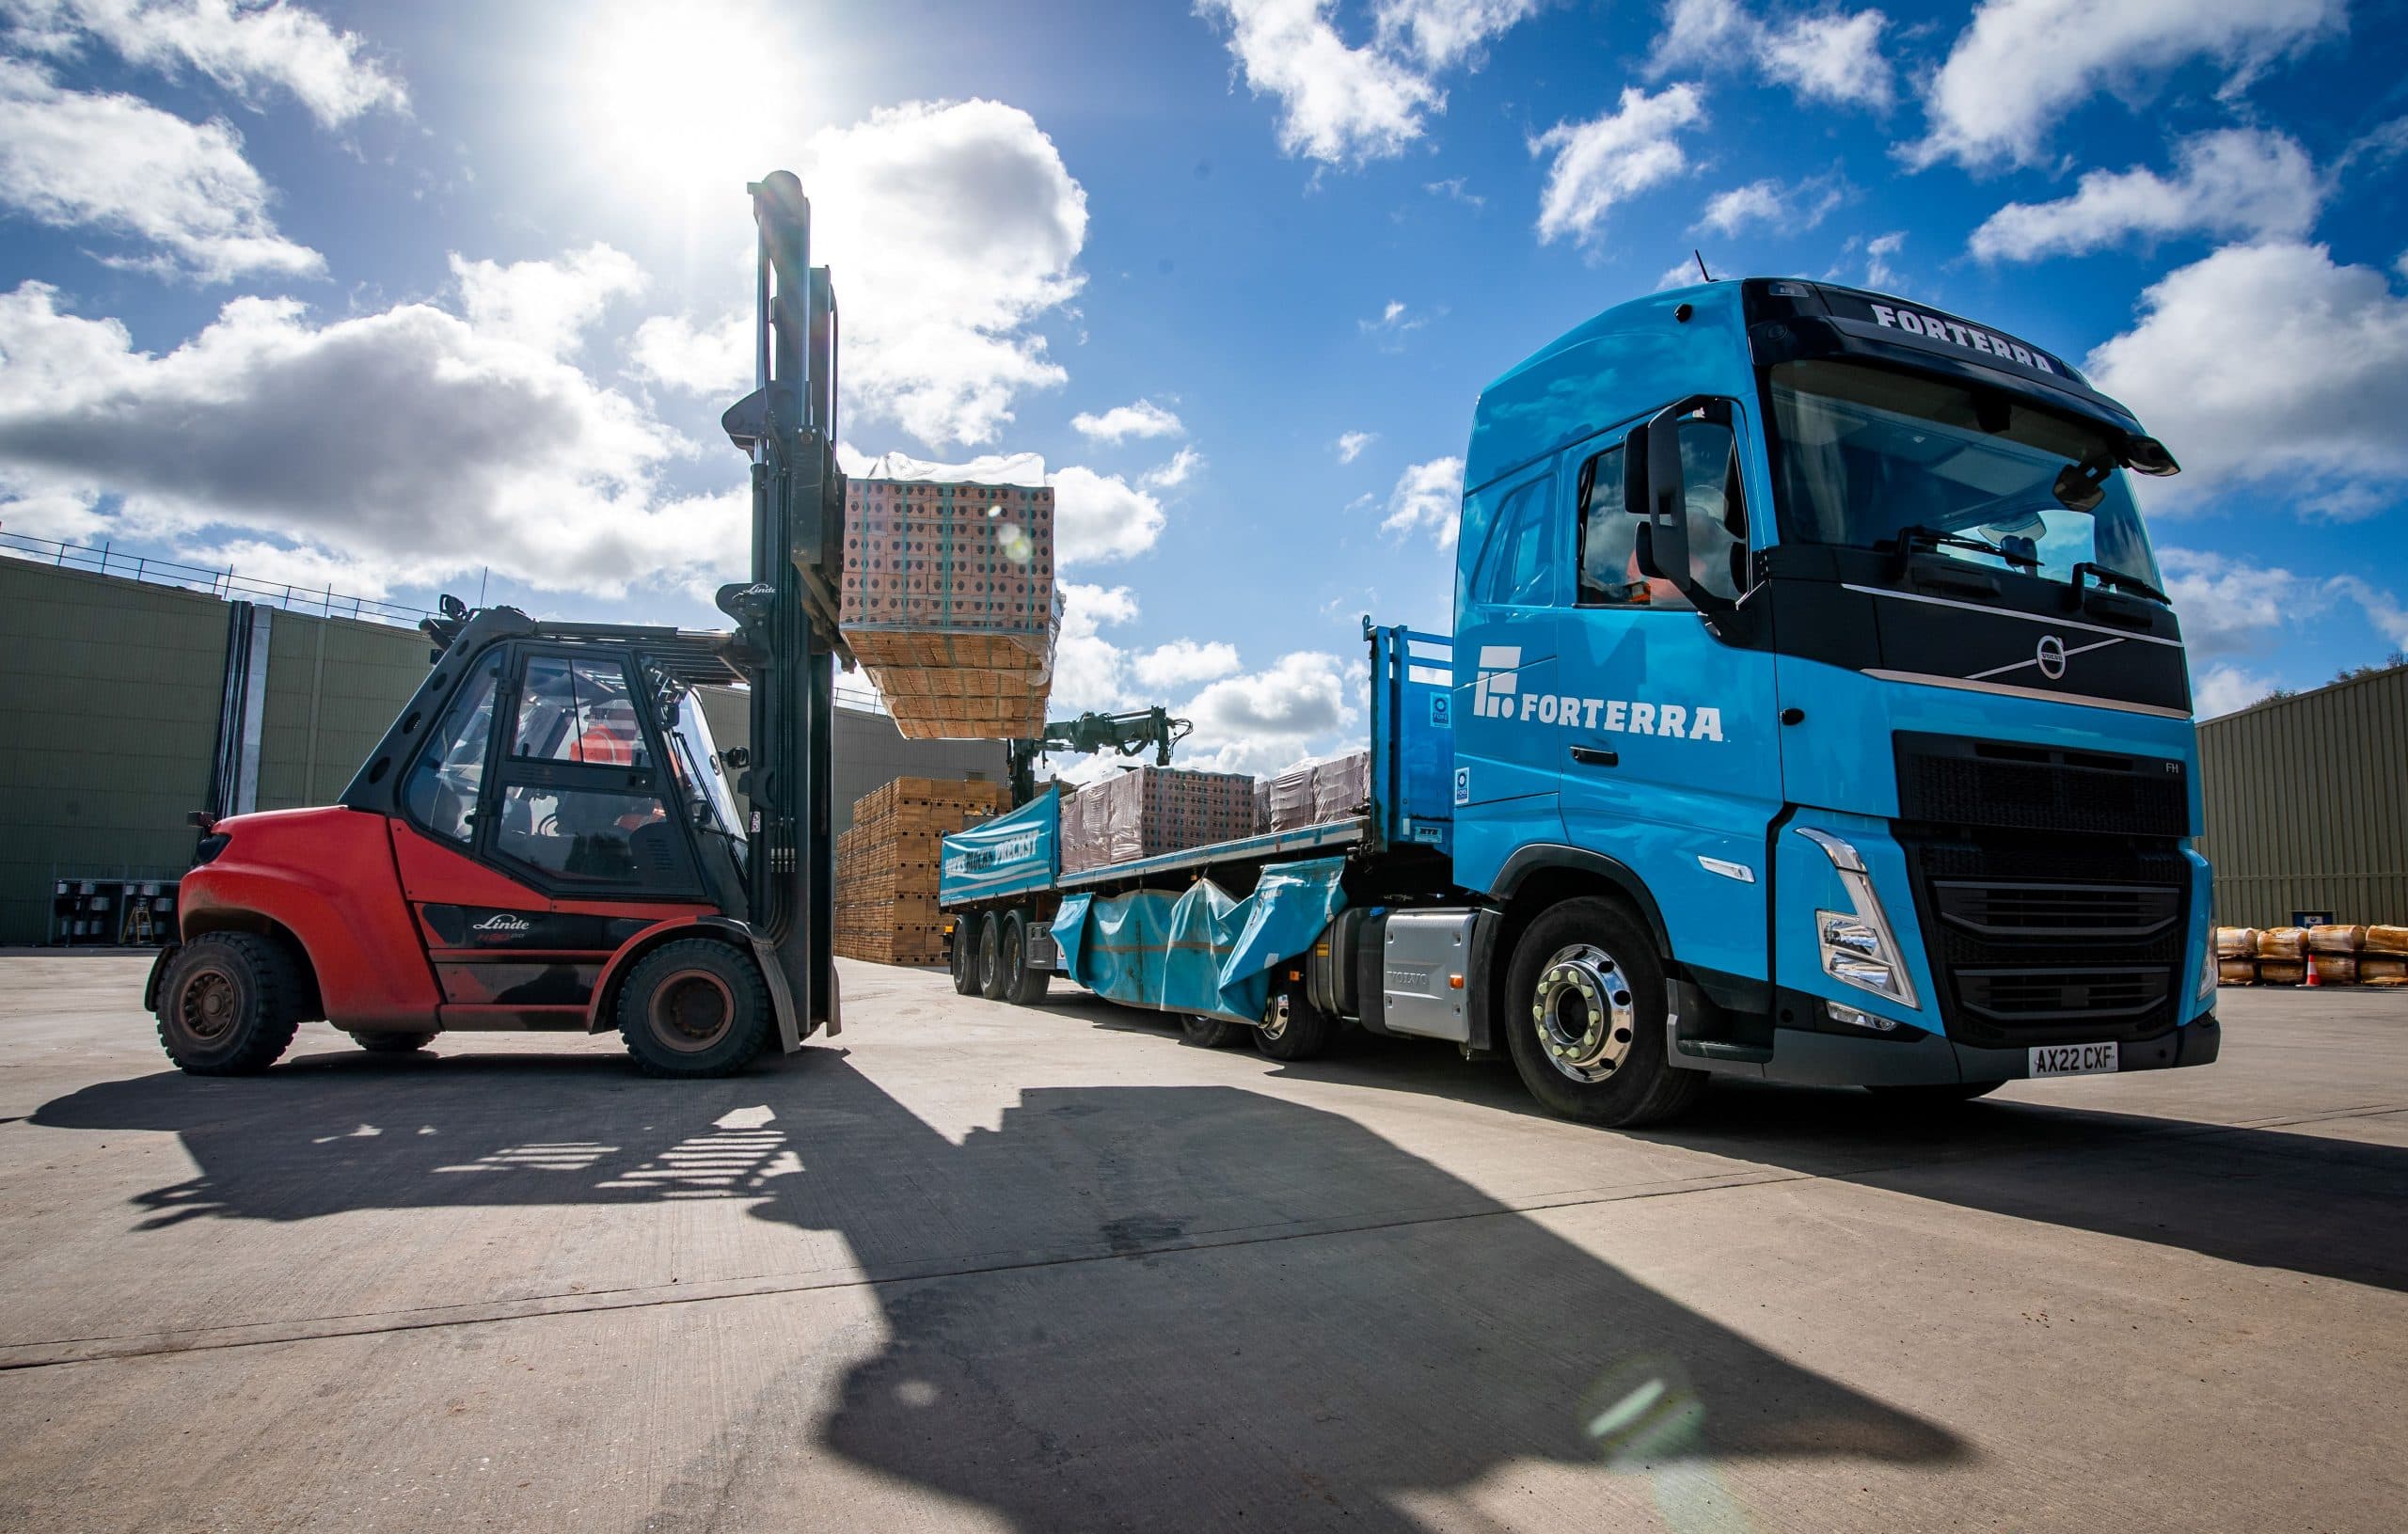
[38,1044,1965,1529]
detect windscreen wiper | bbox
[1891,524,2040,572]
[2068,561,2168,607]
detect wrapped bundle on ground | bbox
[841,473,1058,740]
[2308,954,2359,985]
[2361,957,2408,985]
[2256,926,2306,961]
[1059,766,1262,873]
[2307,925,2366,955]
[2214,927,2258,958]
[2258,959,2305,986]
[2216,957,2258,986]
[2364,925,2408,956]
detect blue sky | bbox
[1,0,2405,772]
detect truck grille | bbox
[1895,732,2189,838]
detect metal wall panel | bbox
[256,611,431,810]
[695,688,1006,836]
[2196,665,2408,927]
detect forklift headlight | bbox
[1798,829,1919,1009]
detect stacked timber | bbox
[840,475,1058,740]
[1060,766,1261,875]
[834,776,1011,964]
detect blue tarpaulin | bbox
[1051,857,1349,1023]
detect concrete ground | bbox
[0,957,2401,1533]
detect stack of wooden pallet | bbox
[834,776,1011,964]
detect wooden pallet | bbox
[887,694,1047,741]
[846,626,1050,673]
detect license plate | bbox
[2029,1041,2118,1078]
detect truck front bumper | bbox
[1677,1012,2222,1087]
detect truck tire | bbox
[1252,996,1335,1062]
[1002,910,1052,1004]
[154,931,304,1076]
[1180,1013,1244,1049]
[977,914,1010,1001]
[616,939,772,1078]
[949,914,983,996]
[350,1031,435,1053]
[1503,897,1704,1128]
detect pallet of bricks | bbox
[1060,765,1260,874]
[835,777,1011,964]
[840,472,1059,740]
[2213,924,2408,987]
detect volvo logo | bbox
[2036,635,2067,680]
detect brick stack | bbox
[1263,751,1371,832]
[834,776,1011,964]
[840,477,1058,740]
[1061,766,1261,874]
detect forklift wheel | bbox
[350,1031,435,1054]
[154,931,304,1076]
[950,914,984,996]
[1001,911,1051,1005]
[616,940,773,1078]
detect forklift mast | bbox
[717,169,849,1035]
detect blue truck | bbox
[939,276,2215,1127]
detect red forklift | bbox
[150,172,849,1078]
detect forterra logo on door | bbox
[1470,646,1726,741]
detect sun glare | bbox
[571,1,803,200]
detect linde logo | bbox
[944,830,1042,878]
[1869,304,2055,373]
[1470,645,1726,741]
[471,912,531,936]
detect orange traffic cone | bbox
[2306,953,2324,988]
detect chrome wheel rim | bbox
[649,970,735,1052]
[1532,943,1636,1084]
[1258,999,1289,1041]
[180,967,239,1041]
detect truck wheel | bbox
[350,1031,435,1053]
[949,915,983,996]
[616,940,772,1078]
[1503,898,1704,1128]
[977,914,1010,1001]
[1002,911,1052,1004]
[154,931,304,1076]
[1252,996,1334,1062]
[1180,1013,1244,1048]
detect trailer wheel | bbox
[154,931,304,1076]
[616,939,772,1078]
[1252,995,1334,1062]
[1503,897,1704,1128]
[350,1031,435,1053]
[949,914,983,996]
[1000,910,1052,1004]
[977,915,1009,1001]
[1180,1013,1244,1049]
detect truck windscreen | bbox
[1766,357,2162,593]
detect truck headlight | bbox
[2196,946,2217,1002]
[1798,828,1919,1009]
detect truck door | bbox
[1556,405,1783,989]
[1450,460,1571,888]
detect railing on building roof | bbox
[0,530,436,628]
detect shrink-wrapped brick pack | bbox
[1264,751,1373,832]
[1060,766,1262,874]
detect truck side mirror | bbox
[1626,401,1692,587]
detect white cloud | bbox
[2156,547,2317,658]
[2333,575,2408,651]
[1196,0,1442,165]
[1176,649,1356,775]
[1971,129,2322,263]
[1862,229,1904,289]
[1335,429,1377,463]
[0,269,748,600]
[1757,9,1893,108]
[802,100,1086,449]
[1697,173,1841,236]
[1646,0,1751,74]
[1424,176,1483,207]
[1141,445,1204,490]
[1132,638,1243,689]
[1372,0,1542,70]
[8,0,408,127]
[1359,297,1434,347]
[1531,84,1705,248]
[0,58,319,280]
[1906,0,2344,171]
[2192,663,2276,718]
[1657,257,1705,290]
[1381,455,1462,546]
[451,243,643,360]
[2086,242,2408,505]
[1049,464,1166,565]
[628,309,750,396]
[1050,580,1142,712]
[1070,398,1183,442]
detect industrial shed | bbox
[2196,663,2408,928]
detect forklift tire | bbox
[1001,911,1052,1004]
[154,931,304,1076]
[950,914,983,996]
[616,940,773,1078]
[977,915,1010,1002]
[1502,897,1705,1128]
[350,1031,435,1053]
[1252,998,1335,1062]
[1180,1013,1245,1049]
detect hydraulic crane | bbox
[1006,706,1193,805]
